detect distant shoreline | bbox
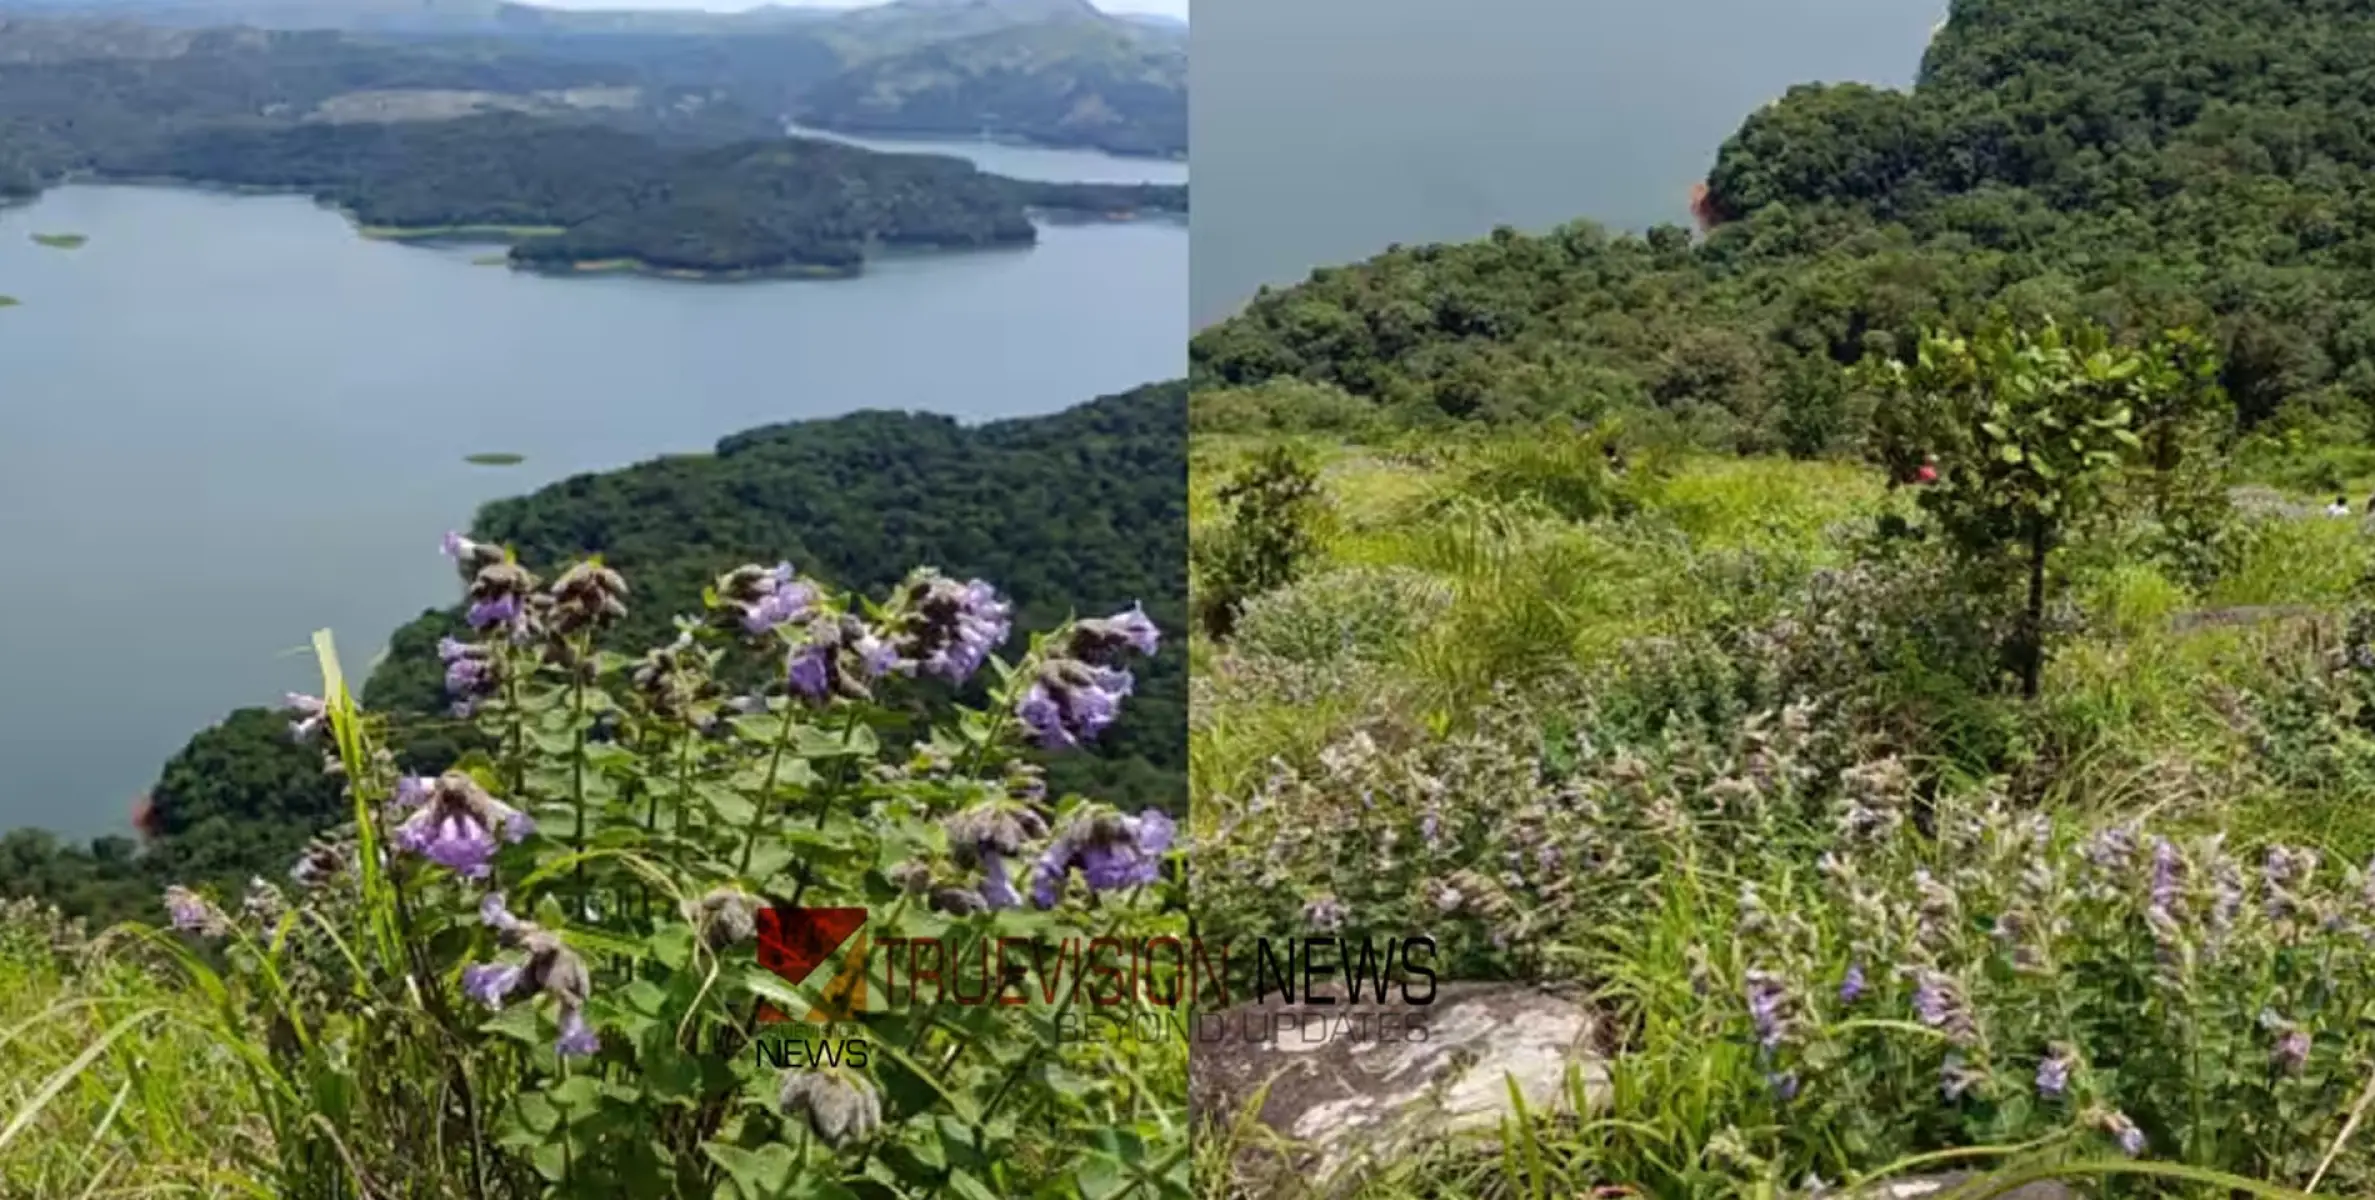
[27,175,1174,282]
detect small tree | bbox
[1865,319,2156,697]
[1194,445,1323,638]
[2129,326,2236,584]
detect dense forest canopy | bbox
[1189,0,2375,469]
[4,384,1186,925]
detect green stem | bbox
[786,708,864,910]
[976,902,1133,1131]
[737,698,802,877]
[569,633,594,918]
[672,723,695,840]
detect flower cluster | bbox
[389,772,535,879]
[147,539,1178,1195]
[462,893,598,1058]
[164,885,231,938]
[787,613,899,703]
[718,563,817,637]
[944,799,1052,911]
[1015,603,1161,749]
[444,532,538,639]
[882,570,1012,684]
[1030,809,1174,908]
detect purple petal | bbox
[1108,603,1161,656]
[462,962,524,1008]
[980,850,1019,911]
[556,1006,598,1058]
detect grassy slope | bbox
[1190,420,2375,1193]
[1193,429,2375,846]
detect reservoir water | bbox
[1189,0,1944,326]
[0,169,1183,838]
[782,122,1188,185]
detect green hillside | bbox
[1191,0,2375,1193]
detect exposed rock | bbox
[1847,1173,2079,1200]
[1191,980,1607,1194]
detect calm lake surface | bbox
[1190,0,1945,326]
[0,173,1183,838]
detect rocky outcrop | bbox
[1191,981,1608,1193]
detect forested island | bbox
[100,114,1184,276]
[1,383,1185,925]
[0,9,1186,276]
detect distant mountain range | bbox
[0,0,1186,154]
[0,0,1171,38]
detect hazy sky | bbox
[543,0,1189,15]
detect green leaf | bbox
[949,1169,1000,1200]
[703,1141,798,1199]
[530,1140,570,1182]
[548,1074,602,1119]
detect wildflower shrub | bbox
[118,536,1188,1198]
[1194,643,2375,1194]
[1191,347,2375,1192]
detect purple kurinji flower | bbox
[788,640,832,699]
[2150,839,2184,914]
[481,892,526,938]
[886,573,1012,684]
[1303,895,1348,932]
[2098,1109,2146,1156]
[467,593,522,632]
[463,962,525,1007]
[286,693,328,741]
[465,926,596,1059]
[933,580,1009,682]
[393,775,433,810]
[854,628,899,679]
[1105,603,1161,657]
[439,637,491,697]
[1016,664,1134,750]
[979,850,1021,911]
[163,885,227,937]
[741,565,818,635]
[1839,962,1866,1004]
[1767,1071,1800,1101]
[1745,971,1790,1051]
[2036,1050,2071,1098]
[1913,970,1977,1044]
[1016,605,1165,749]
[2276,1028,2312,1075]
[556,1007,599,1058]
[1029,809,1173,908]
[391,773,534,879]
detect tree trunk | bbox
[2022,515,2049,699]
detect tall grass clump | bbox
[12,536,1187,1199]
